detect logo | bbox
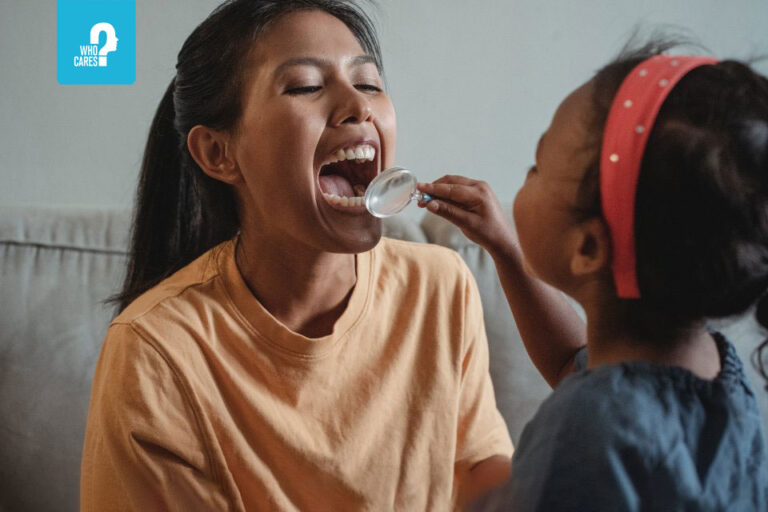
[57,0,135,85]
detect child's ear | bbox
[569,217,610,277]
[187,125,241,184]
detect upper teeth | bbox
[324,144,376,166]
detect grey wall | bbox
[1,0,767,214]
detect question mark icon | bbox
[89,22,118,67]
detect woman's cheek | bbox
[376,100,397,168]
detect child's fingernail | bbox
[427,201,439,212]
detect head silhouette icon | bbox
[90,22,118,67]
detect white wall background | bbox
[1,0,767,216]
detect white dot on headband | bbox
[671,60,680,67]
[659,78,669,87]
[635,125,645,133]
[610,153,620,163]
[624,99,633,108]
[639,69,648,76]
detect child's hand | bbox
[417,175,518,258]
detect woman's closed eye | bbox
[285,83,382,95]
[355,83,382,93]
[285,85,322,95]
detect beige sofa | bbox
[1,205,766,511]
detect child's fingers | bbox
[425,199,477,230]
[417,182,478,205]
[433,174,479,187]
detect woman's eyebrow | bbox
[350,55,377,68]
[274,55,377,78]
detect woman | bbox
[80,1,512,510]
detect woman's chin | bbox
[329,221,383,254]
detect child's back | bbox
[495,334,766,510]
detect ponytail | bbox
[112,78,237,312]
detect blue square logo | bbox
[57,0,136,85]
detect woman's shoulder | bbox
[375,237,469,279]
[377,236,461,258]
[112,241,231,329]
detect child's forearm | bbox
[490,244,586,387]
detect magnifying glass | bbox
[364,167,432,218]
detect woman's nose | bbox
[331,87,373,126]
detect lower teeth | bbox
[323,193,365,207]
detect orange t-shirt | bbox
[80,237,513,511]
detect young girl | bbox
[419,42,768,509]
[80,1,513,510]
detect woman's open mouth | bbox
[318,143,378,211]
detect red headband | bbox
[600,54,718,298]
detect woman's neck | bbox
[579,284,721,380]
[235,229,357,338]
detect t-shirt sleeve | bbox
[80,323,234,512]
[454,257,514,467]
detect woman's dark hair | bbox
[112,0,383,312]
[574,37,768,383]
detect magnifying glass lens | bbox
[364,167,429,218]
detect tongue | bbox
[319,174,354,197]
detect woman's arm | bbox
[419,177,586,386]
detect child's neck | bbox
[584,306,722,381]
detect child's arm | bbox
[418,175,586,387]
[455,455,511,509]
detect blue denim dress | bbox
[476,333,768,511]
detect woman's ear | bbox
[569,217,611,277]
[187,125,241,184]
